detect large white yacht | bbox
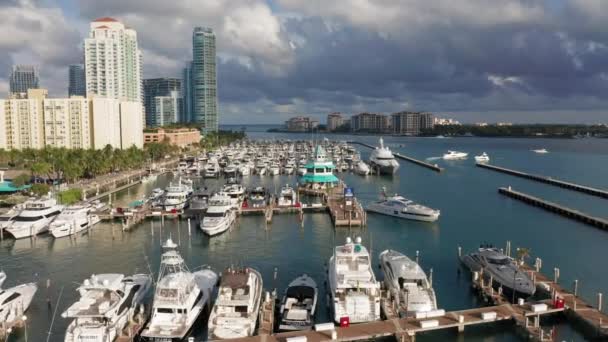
[366,188,440,222]
[62,273,152,342]
[277,184,297,207]
[0,274,37,326]
[141,239,218,341]
[379,249,437,317]
[221,181,246,208]
[162,179,192,211]
[49,205,100,238]
[328,237,381,324]
[0,204,23,232]
[369,138,400,175]
[278,274,318,331]
[200,193,236,236]
[207,267,263,340]
[354,161,371,176]
[442,150,468,160]
[6,197,64,239]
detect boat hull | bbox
[366,205,439,222]
[369,161,400,175]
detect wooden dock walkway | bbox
[326,185,366,227]
[498,187,608,230]
[478,163,608,199]
[349,141,443,173]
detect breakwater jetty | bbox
[348,141,443,172]
[477,163,608,199]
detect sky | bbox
[1,0,608,124]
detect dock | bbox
[498,187,608,230]
[349,141,443,172]
[478,163,608,199]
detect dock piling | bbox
[574,279,579,297]
[554,267,560,284]
[187,218,191,236]
[599,293,603,312]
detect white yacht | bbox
[354,161,371,176]
[284,163,295,175]
[369,138,400,175]
[269,163,281,176]
[442,150,468,160]
[0,204,22,231]
[239,164,251,176]
[149,188,165,208]
[224,164,238,177]
[0,275,37,326]
[207,267,263,340]
[221,182,246,208]
[62,273,152,342]
[474,152,490,163]
[204,163,220,178]
[277,185,297,207]
[49,205,100,238]
[141,239,218,341]
[366,189,440,222]
[532,148,549,154]
[278,274,318,331]
[141,173,158,184]
[200,194,236,236]
[6,197,64,239]
[379,250,437,317]
[328,237,381,324]
[162,179,192,211]
[297,166,307,176]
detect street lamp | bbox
[21,315,27,342]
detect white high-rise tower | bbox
[84,17,143,103]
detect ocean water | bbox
[2,134,608,341]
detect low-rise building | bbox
[351,113,390,133]
[434,117,461,125]
[285,116,319,132]
[143,128,201,147]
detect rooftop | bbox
[93,17,119,22]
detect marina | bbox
[348,141,443,173]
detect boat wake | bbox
[426,156,442,161]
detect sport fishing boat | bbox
[277,185,297,207]
[162,179,192,211]
[366,188,440,222]
[141,239,218,341]
[379,249,437,316]
[49,205,100,238]
[369,138,400,175]
[0,274,37,327]
[62,273,152,342]
[207,267,263,340]
[474,152,490,163]
[6,197,64,239]
[278,274,318,331]
[200,193,236,236]
[442,150,468,160]
[328,237,381,324]
[460,246,536,301]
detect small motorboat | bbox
[474,152,490,163]
[278,274,318,331]
[532,148,549,154]
[442,150,468,160]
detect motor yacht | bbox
[0,204,22,232]
[141,173,158,184]
[6,197,64,239]
[207,267,263,340]
[366,189,440,222]
[62,273,152,341]
[162,179,192,211]
[239,165,251,176]
[189,188,211,212]
[460,246,536,301]
[149,188,165,208]
[201,194,236,236]
[354,161,371,176]
[328,237,380,324]
[297,165,307,176]
[0,275,37,327]
[245,187,267,208]
[379,250,437,316]
[442,150,468,160]
[278,274,317,331]
[532,148,549,154]
[474,152,490,163]
[221,183,245,208]
[204,163,220,178]
[369,138,400,175]
[269,163,281,176]
[224,164,238,178]
[49,205,100,238]
[277,185,297,207]
[141,239,218,341]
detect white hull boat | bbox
[366,190,440,222]
[6,197,63,239]
[442,150,468,160]
[474,152,490,163]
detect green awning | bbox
[0,181,31,193]
[299,174,339,183]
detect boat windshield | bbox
[488,256,510,265]
[206,211,226,218]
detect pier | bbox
[498,187,608,230]
[348,141,443,173]
[477,163,608,199]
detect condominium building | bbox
[182,62,193,123]
[43,97,92,149]
[84,17,143,103]
[190,27,218,133]
[143,78,181,126]
[91,97,121,149]
[285,116,319,132]
[351,113,390,133]
[391,111,435,135]
[327,112,345,131]
[68,64,86,97]
[119,101,144,149]
[153,91,181,126]
[9,65,40,95]
[1,89,47,150]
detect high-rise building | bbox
[84,17,142,103]
[285,116,319,132]
[153,91,181,126]
[191,27,218,133]
[351,113,390,133]
[68,64,86,97]
[182,62,193,123]
[9,65,40,95]
[43,97,92,149]
[143,78,181,127]
[327,112,345,131]
[391,111,435,135]
[1,89,47,150]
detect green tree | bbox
[31,183,50,196]
[11,174,31,187]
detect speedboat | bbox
[141,239,218,341]
[49,205,100,238]
[277,185,297,207]
[460,246,536,301]
[366,189,440,222]
[532,148,549,154]
[6,197,64,239]
[278,274,317,331]
[162,179,192,211]
[442,150,468,160]
[200,194,236,236]
[0,275,37,326]
[62,273,152,341]
[328,237,380,324]
[379,250,437,316]
[354,161,370,176]
[474,152,490,163]
[207,267,263,340]
[369,138,400,175]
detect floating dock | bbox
[478,163,608,199]
[348,141,443,172]
[498,187,608,230]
